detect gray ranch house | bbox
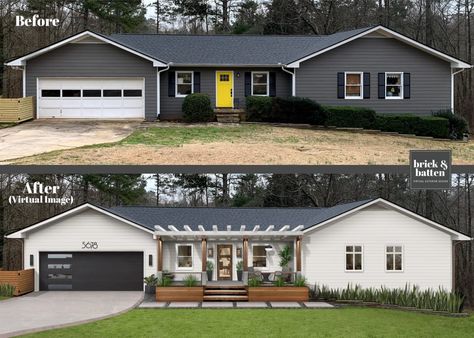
[6,25,471,121]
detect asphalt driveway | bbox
[0,119,140,162]
[0,291,143,337]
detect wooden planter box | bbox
[0,269,34,296]
[0,97,35,122]
[248,286,309,302]
[156,286,204,302]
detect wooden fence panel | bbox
[0,97,35,123]
[0,269,34,296]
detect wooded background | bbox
[0,173,473,306]
[0,0,473,126]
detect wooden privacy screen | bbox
[0,269,35,296]
[0,97,35,122]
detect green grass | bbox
[0,296,10,301]
[0,123,16,129]
[24,308,474,338]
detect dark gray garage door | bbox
[40,252,143,291]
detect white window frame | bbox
[385,244,404,272]
[385,72,403,100]
[175,71,194,98]
[252,244,268,269]
[344,72,363,99]
[176,243,194,270]
[251,71,269,96]
[345,244,363,272]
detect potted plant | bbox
[236,260,243,281]
[279,245,292,274]
[206,261,214,281]
[144,274,158,294]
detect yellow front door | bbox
[216,71,233,108]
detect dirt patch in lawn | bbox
[12,124,474,165]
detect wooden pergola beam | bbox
[157,237,163,272]
[296,236,302,272]
[201,238,207,272]
[243,237,249,272]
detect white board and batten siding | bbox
[302,205,453,291]
[23,209,157,291]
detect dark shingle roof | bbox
[108,27,372,66]
[107,199,373,232]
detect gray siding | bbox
[26,43,157,120]
[296,37,451,115]
[160,68,292,120]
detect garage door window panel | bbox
[124,89,142,97]
[41,90,60,97]
[62,90,81,97]
[103,90,122,97]
[83,90,102,97]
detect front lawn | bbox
[12,123,474,165]
[25,308,474,337]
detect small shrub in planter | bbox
[248,276,262,287]
[246,96,273,122]
[157,276,172,287]
[206,261,214,282]
[183,274,199,287]
[325,106,377,128]
[143,274,158,294]
[182,93,214,122]
[293,275,307,287]
[236,260,243,281]
[376,114,450,139]
[433,110,470,140]
[273,276,286,287]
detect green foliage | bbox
[157,276,172,287]
[236,260,243,271]
[143,274,158,286]
[0,284,15,297]
[376,115,450,139]
[248,276,262,287]
[273,276,286,287]
[293,275,307,287]
[246,96,327,125]
[313,284,464,313]
[325,106,377,128]
[182,93,214,123]
[278,245,292,269]
[183,274,199,287]
[434,110,469,139]
[206,261,214,272]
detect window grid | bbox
[345,245,363,271]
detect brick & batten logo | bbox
[409,150,452,189]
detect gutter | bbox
[156,64,171,118]
[279,64,296,96]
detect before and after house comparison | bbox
[1,1,474,337]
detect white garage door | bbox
[38,78,145,119]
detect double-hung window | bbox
[177,244,193,269]
[176,71,193,97]
[386,245,403,271]
[385,72,403,99]
[344,72,363,99]
[345,245,363,271]
[252,245,267,268]
[251,72,269,96]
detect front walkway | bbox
[0,291,143,337]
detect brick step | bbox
[204,289,247,295]
[203,295,249,301]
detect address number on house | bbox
[81,241,99,250]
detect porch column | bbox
[296,236,302,274]
[201,238,207,285]
[242,237,249,283]
[157,237,163,276]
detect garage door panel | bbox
[38,78,144,119]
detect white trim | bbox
[175,71,193,98]
[154,230,303,238]
[176,243,194,270]
[5,203,154,239]
[251,71,269,96]
[385,72,403,100]
[5,31,167,67]
[215,70,234,108]
[385,244,404,272]
[344,244,364,272]
[286,26,471,69]
[303,198,472,241]
[344,71,363,99]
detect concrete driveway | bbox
[0,119,140,162]
[0,291,143,337]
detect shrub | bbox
[143,274,158,286]
[312,283,464,313]
[182,93,214,122]
[246,96,273,122]
[293,275,307,287]
[183,274,199,287]
[248,276,262,287]
[0,284,15,297]
[434,110,469,140]
[273,276,286,287]
[325,106,377,128]
[376,114,450,139]
[157,276,172,287]
[278,245,292,269]
[206,261,214,272]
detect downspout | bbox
[280,64,296,96]
[451,67,468,112]
[156,64,171,119]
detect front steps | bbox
[203,285,248,301]
[214,108,245,123]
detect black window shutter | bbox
[403,73,410,99]
[168,71,175,97]
[378,73,385,99]
[244,72,251,97]
[363,72,370,99]
[193,72,201,93]
[337,72,344,99]
[269,72,276,97]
